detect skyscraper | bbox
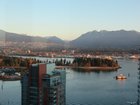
[21,63,66,105]
[138,57,140,105]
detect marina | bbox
[0,68,21,81]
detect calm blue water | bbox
[66,59,138,105]
[0,59,139,105]
[0,81,21,105]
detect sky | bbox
[0,0,140,40]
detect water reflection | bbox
[1,81,3,91]
[71,68,118,73]
[0,81,21,105]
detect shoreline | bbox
[55,66,120,70]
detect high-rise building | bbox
[21,63,66,105]
[137,49,140,105]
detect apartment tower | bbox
[21,63,66,105]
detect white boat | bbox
[129,55,139,59]
[116,74,127,80]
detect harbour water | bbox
[0,58,139,105]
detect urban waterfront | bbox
[0,58,139,105]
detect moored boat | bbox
[0,75,21,81]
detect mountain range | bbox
[0,29,140,50]
[0,30,64,44]
[71,30,140,50]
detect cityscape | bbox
[0,0,140,105]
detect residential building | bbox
[21,63,66,105]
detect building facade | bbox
[21,63,66,105]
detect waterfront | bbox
[0,58,139,105]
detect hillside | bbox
[1,29,140,50]
[70,30,140,50]
[45,36,64,44]
[0,30,64,44]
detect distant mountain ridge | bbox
[0,30,64,44]
[45,36,64,44]
[70,30,140,49]
[1,29,140,50]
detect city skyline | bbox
[0,0,140,40]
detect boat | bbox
[0,68,21,81]
[129,55,139,59]
[0,72,21,81]
[116,74,127,80]
[0,75,21,81]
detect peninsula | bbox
[55,57,120,70]
[0,55,120,72]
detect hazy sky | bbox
[0,0,140,40]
